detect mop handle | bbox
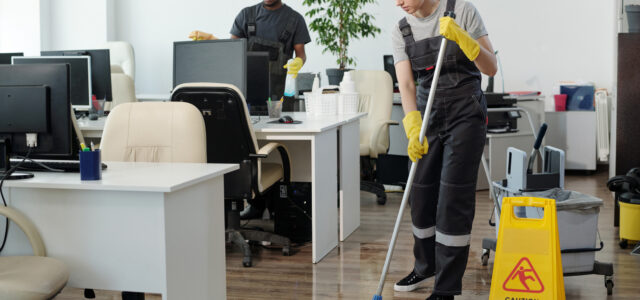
[374,37,449,297]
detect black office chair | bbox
[171,83,292,267]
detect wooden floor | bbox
[54,168,640,299]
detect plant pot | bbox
[326,68,351,85]
[627,5,640,33]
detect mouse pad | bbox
[267,120,302,124]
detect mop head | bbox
[372,295,382,300]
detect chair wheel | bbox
[84,289,96,298]
[605,278,614,295]
[243,257,252,267]
[619,239,628,249]
[283,247,291,256]
[481,251,490,266]
[376,195,387,205]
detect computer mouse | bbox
[278,115,294,124]
[89,113,99,121]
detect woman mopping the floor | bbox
[392,0,497,299]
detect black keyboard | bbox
[10,159,108,173]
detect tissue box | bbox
[560,85,595,111]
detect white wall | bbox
[43,0,110,51]
[0,0,619,102]
[112,0,404,94]
[474,0,616,109]
[0,0,43,55]
[113,0,617,100]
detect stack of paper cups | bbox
[339,71,356,93]
[338,71,358,114]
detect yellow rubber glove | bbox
[403,110,429,162]
[188,30,216,41]
[439,17,480,61]
[283,57,304,78]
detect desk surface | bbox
[252,112,367,133]
[3,162,238,193]
[76,116,107,130]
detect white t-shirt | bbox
[392,0,488,64]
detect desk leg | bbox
[339,121,360,241]
[164,177,226,299]
[312,129,339,263]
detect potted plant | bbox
[303,0,381,85]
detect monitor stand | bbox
[0,138,34,180]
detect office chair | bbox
[171,83,292,267]
[100,102,207,163]
[103,41,135,80]
[0,206,69,300]
[350,70,399,205]
[106,65,137,111]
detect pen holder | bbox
[267,101,283,119]
[79,149,102,181]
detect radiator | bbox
[595,89,610,162]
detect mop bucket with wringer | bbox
[482,181,615,295]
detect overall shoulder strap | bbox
[279,6,298,44]
[445,0,457,18]
[246,3,261,37]
[398,17,415,44]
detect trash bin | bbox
[523,188,603,273]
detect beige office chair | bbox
[106,65,137,111]
[100,102,206,163]
[0,207,69,300]
[171,83,292,267]
[350,70,398,205]
[103,41,135,80]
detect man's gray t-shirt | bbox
[230,3,311,53]
[392,0,488,64]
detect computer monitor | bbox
[13,56,92,110]
[384,54,419,90]
[173,39,247,97]
[0,64,73,178]
[0,52,23,64]
[383,55,398,88]
[41,49,113,102]
[247,51,270,116]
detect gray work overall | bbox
[246,3,298,100]
[400,0,487,295]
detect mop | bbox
[372,13,453,300]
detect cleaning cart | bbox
[480,140,615,295]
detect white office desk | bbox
[253,112,367,263]
[0,162,238,299]
[76,112,366,263]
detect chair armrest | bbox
[257,142,292,182]
[369,120,400,156]
[0,206,45,256]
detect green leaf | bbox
[303,0,381,68]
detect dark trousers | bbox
[410,87,486,295]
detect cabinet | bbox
[545,111,597,171]
[616,33,640,175]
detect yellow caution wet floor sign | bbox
[489,197,565,300]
